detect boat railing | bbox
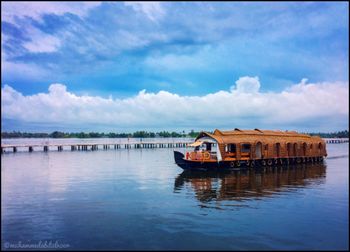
[225,152,236,158]
[186,150,216,161]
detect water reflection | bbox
[174,163,326,202]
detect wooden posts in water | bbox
[324,138,349,144]
[1,141,191,154]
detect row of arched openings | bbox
[262,142,324,158]
[225,142,324,158]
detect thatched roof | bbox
[195,128,324,145]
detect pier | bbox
[323,138,349,144]
[1,138,348,154]
[1,141,192,154]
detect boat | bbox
[174,128,327,170]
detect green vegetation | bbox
[307,130,349,138]
[1,130,348,139]
[1,130,201,139]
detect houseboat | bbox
[174,128,327,170]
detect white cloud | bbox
[1,77,348,131]
[1,2,100,54]
[231,76,260,93]
[1,2,101,24]
[124,2,165,22]
[22,27,61,53]
[1,60,50,81]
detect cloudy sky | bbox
[1,1,349,132]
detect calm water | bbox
[1,141,348,250]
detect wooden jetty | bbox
[0,138,348,154]
[1,141,192,154]
[323,138,349,144]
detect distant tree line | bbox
[307,130,349,138]
[2,130,348,139]
[1,130,201,138]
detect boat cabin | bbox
[185,128,327,162]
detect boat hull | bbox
[173,151,324,171]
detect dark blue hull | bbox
[174,151,324,171]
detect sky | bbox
[1,1,349,133]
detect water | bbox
[1,141,348,250]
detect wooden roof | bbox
[196,128,325,145]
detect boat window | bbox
[199,144,207,151]
[287,143,292,156]
[225,144,236,153]
[255,142,262,159]
[206,143,212,151]
[293,143,298,156]
[318,143,323,150]
[241,144,251,153]
[302,142,307,156]
[275,143,281,157]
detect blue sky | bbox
[1,2,349,132]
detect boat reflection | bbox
[174,163,326,202]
